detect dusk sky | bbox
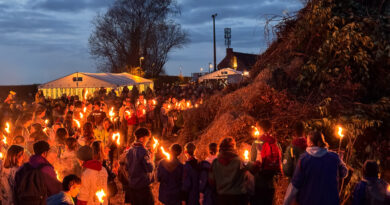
[0,0,303,85]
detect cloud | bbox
[31,0,110,12]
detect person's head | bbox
[19,113,33,127]
[31,123,43,133]
[91,141,105,161]
[33,140,50,157]
[293,122,305,138]
[208,143,218,156]
[56,128,68,145]
[258,120,272,133]
[184,142,196,158]
[77,145,93,162]
[134,127,151,144]
[306,131,328,148]
[3,145,24,168]
[35,106,46,118]
[170,144,182,158]
[103,118,112,130]
[62,174,81,197]
[93,101,101,110]
[219,137,236,153]
[363,160,379,178]
[12,126,24,138]
[12,135,25,146]
[65,137,78,151]
[82,122,94,139]
[53,122,63,133]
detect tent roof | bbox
[198,68,242,82]
[39,72,153,89]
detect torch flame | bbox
[144,99,146,105]
[5,122,10,134]
[73,119,81,128]
[244,150,249,160]
[112,132,120,145]
[338,126,344,138]
[45,119,49,125]
[2,135,7,145]
[152,137,159,149]
[43,128,47,133]
[55,170,61,181]
[161,146,171,160]
[83,107,87,113]
[168,104,171,110]
[252,126,260,137]
[142,109,146,115]
[84,90,88,100]
[153,99,157,105]
[387,185,390,195]
[0,152,3,159]
[95,189,106,203]
[125,110,131,116]
[80,112,84,119]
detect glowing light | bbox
[2,135,7,145]
[0,152,3,159]
[95,189,106,203]
[43,128,48,133]
[125,111,131,116]
[152,100,157,105]
[337,126,344,138]
[109,107,115,121]
[112,132,120,145]
[152,137,159,149]
[168,104,171,110]
[252,126,260,137]
[45,119,49,125]
[5,122,10,134]
[161,146,171,160]
[84,90,89,100]
[244,150,249,160]
[83,107,87,113]
[142,109,146,115]
[144,99,146,105]
[387,185,390,196]
[55,170,61,181]
[80,112,84,119]
[73,119,81,128]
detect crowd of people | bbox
[0,87,389,205]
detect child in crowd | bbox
[182,142,200,205]
[47,174,82,205]
[199,143,218,205]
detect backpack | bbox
[260,141,282,172]
[14,163,48,205]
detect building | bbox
[198,68,246,84]
[217,48,258,71]
[38,72,153,99]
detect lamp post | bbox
[211,13,217,72]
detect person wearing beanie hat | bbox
[209,137,247,205]
[76,146,108,205]
[14,140,62,204]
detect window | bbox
[221,71,228,75]
[73,77,83,82]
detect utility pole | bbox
[212,13,217,72]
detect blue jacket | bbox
[291,147,347,205]
[352,177,389,205]
[47,191,74,205]
[126,142,154,189]
[157,158,184,205]
[199,157,217,205]
[182,157,200,205]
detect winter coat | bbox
[199,156,217,205]
[157,158,184,205]
[47,191,74,205]
[77,160,108,205]
[182,157,200,205]
[126,142,154,189]
[352,177,390,205]
[289,147,348,205]
[59,150,82,177]
[0,167,18,205]
[283,137,307,178]
[209,151,246,195]
[26,155,62,197]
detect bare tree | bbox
[89,0,189,77]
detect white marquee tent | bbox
[198,68,243,83]
[38,72,154,99]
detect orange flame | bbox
[142,109,146,115]
[125,110,131,116]
[161,146,171,160]
[73,119,81,128]
[153,99,157,105]
[2,135,7,145]
[5,122,10,134]
[83,107,87,113]
[0,152,3,159]
[55,170,61,181]
[112,132,120,145]
[84,90,88,100]
[96,189,106,203]
[152,137,159,149]
[80,112,84,119]
[338,126,344,138]
[144,99,147,105]
[45,119,49,125]
[244,150,249,160]
[252,126,260,137]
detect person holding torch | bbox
[124,127,154,205]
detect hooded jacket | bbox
[209,150,246,195]
[283,137,307,178]
[284,147,347,205]
[182,157,200,205]
[47,191,74,205]
[126,142,154,189]
[77,160,108,205]
[28,155,62,197]
[157,158,184,205]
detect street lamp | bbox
[211,13,217,72]
[209,63,213,73]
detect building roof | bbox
[217,48,258,71]
[198,68,242,82]
[38,72,153,89]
